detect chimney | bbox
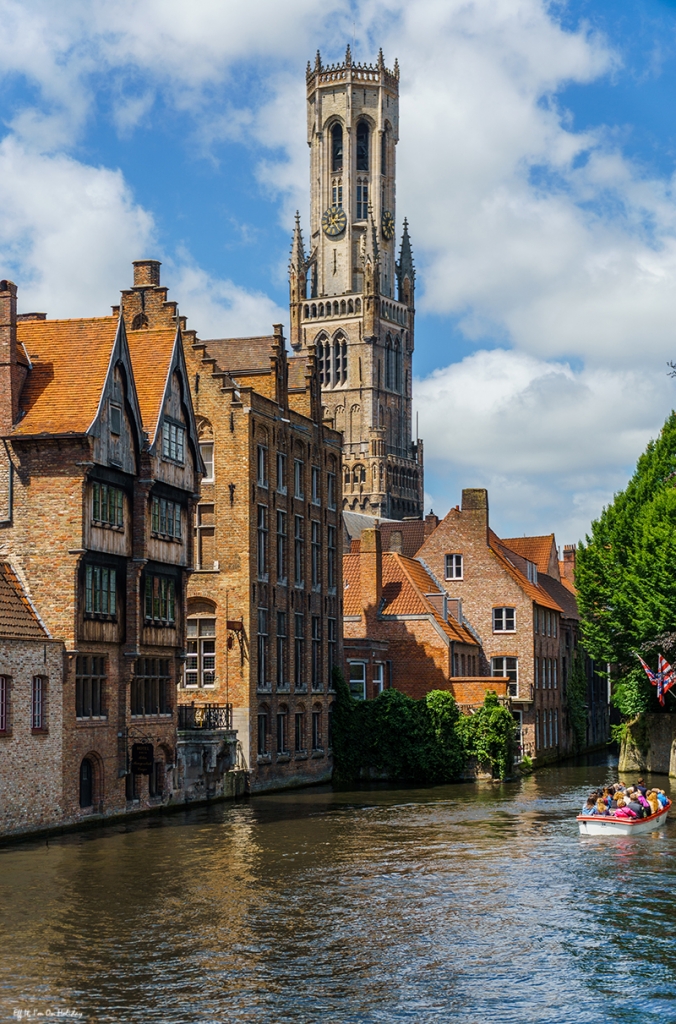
[360,527,382,619]
[0,280,19,434]
[133,260,161,287]
[424,510,439,538]
[563,544,576,583]
[461,488,489,539]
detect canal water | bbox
[1,755,674,1024]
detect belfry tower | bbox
[289,47,423,520]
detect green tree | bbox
[459,691,516,779]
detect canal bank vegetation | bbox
[331,670,516,784]
[577,411,676,728]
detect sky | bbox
[2,0,676,544]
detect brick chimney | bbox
[562,544,576,584]
[461,488,489,539]
[360,526,382,619]
[0,280,21,434]
[424,510,439,538]
[133,260,161,287]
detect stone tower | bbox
[289,47,424,520]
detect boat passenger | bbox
[613,797,637,819]
[636,778,648,797]
[625,792,646,818]
[647,792,659,815]
[635,790,651,815]
[657,790,669,809]
[595,799,609,816]
[581,796,597,815]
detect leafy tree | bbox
[459,691,516,779]
[576,411,676,714]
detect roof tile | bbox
[0,563,48,639]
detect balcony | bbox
[178,703,233,731]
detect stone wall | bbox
[618,713,676,776]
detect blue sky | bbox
[2,0,676,544]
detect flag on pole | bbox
[659,654,676,701]
[637,654,657,685]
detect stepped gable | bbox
[14,317,118,436]
[0,562,48,639]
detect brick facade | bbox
[182,326,343,791]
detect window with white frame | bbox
[311,466,320,505]
[200,442,214,482]
[327,471,337,510]
[349,662,366,700]
[444,553,463,580]
[491,656,518,698]
[553,660,558,689]
[257,445,268,488]
[493,607,515,632]
[277,452,287,494]
[257,608,269,689]
[526,561,538,584]
[185,617,216,688]
[294,459,304,499]
[373,663,384,695]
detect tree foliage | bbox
[576,411,676,713]
[459,691,516,780]
[566,650,588,753]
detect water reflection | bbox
[0,755,674,1023]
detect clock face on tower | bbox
[321,205,347,237]
[382,210,395,241]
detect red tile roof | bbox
[0,563,48,639]
[488,531,562,612]
[126,326,177,443]
[500,534,557,575]
[14,317,118,436]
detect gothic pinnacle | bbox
[378,48,385,70]
[345,43,352,66]
[314,50,322,73]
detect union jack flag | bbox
[658,654,676,704]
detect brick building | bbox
[182,324,343,791]
[0,265,202,830]
[0,561,65,836]
[343,526,508,707]
[415,490,567,760]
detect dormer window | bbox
[162,420,185,464]
[110,403,122,435]
[526,561,538,584]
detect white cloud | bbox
[167,260,287,340]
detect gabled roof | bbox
[288,356,309,390]
[201,336,275,375]
[500,534,557,577]
[380,519,426,557]
[0,562,48,639]
[126,326,178,443]
[537,573,579,621]
[14,317,118,436]
[488,531,562,612]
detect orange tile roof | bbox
[0,562,48,639]
[126,327,177,442]
[343,552,362,616]
[558,565,577,596]
[14,317,118,436]
[500,534,556,575]
[288,357,309,390]
[488,531,562,612]
[201,336,274,374]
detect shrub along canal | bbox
[0,753,674,1024]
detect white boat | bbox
[578,799,671,836]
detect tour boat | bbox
[577,800,671,836]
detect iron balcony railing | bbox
[178,703,233,731]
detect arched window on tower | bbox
[385,335,393,389]
[331,124,343,173]
[356,122,370,172]
[381,125,389,176]
[394,338,402,391]
[356,177,368,220]
[332,177,343,208]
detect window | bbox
[257,445,268,488]
[257,505,268,579]
[92,483,124,527]
[535,660,539,689]
[151,497,182,539]
[110,403,121,435]
[200,442,214,482]
[144,574,176,625]
[32,676,46,730]
[547,612,551,637]
[162,420,185,463]
[0,676,7,732]
[294,613,305,688]
[533,607,539,634]
[277,710,288,754]
[444,554,463,580]
[294,516,304,586]
[277,612,287,687]
[258,713,268,755]
[79,758,94,808]
[312,709,322,751]
[349,662,366,700]
[549,709,553,748]
[327,472,337,511]
[328,618,337,684]
[131,658,171,716]
[185,617,216,687]
[553,614,557,638]
[542,658,546,689]
[257,608,269,689]
[493,607,516,633]
[356,121,369,171]
[277,511,287,582]
[311,616,322,690]
[294,459,304,499]
[555,709,559,746]
[195,504,215,570]
[331,123,343,172]
[491,657,518,698]
[85,565,117,617]
[526,561,538,584]
[277,452,287,494]
[311,466,320,505]
[381,127,387,175]
[76,656,105,718]
[311,521,321,588]
[373,663,384,695]
[327,525,336,591]
[295,711,305,752]
[332,182,343,207]
[356,180,369,219]
[553,659,558,689]
[536,711,540,750]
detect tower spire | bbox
[289,211,307,273]
[345,43,352,66]
[397,218,415,305]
